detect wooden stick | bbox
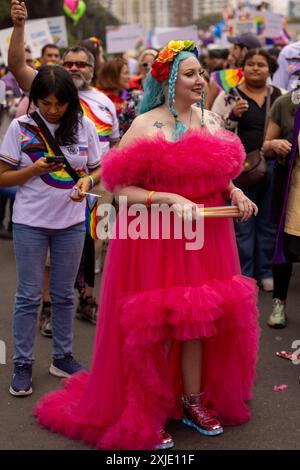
[81,191,102,198]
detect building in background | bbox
[98,0,169,30]
[97,0,292,30]
[193,0,228,18]
[289,0,300,19]
[98,0,228,30]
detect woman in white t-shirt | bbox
[0,65,102,397]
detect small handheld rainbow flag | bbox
[85,194,99,240]
[211,68,244,93]
[254,15,264,35]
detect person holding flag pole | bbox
[34,39,259,450]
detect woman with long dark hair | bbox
[0,65,102,396]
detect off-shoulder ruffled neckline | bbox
[120,127,237,150]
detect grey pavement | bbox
[1,237,300,450]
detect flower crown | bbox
[151,40,199,82]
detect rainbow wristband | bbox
[147,191,155,207]
[88,175,95,189]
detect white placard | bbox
[263,12,284,38]
[0,81,5,105]
[233,20,256,35]
[0,28,13,66]
[0,19,54,65]
[218,33,231,49]
[153,25,198,49]
[46,16,68,48]
[106,24,145,54]
[25,19,53,58]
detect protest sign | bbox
[106,24,145,53]
[0,28,13,66]
[46,16,68,48]
[263,12,285,38]
[25,19,53,58]
[153,25,198,49]
[0,19,53,65]
[232,20,256,35]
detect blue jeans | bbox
[234,161,276,281]
[0,187,17,227]
[0,186,17,198]
[13,222,86,364]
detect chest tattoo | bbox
[153,121,165,129]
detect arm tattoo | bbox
[153,121,165,129]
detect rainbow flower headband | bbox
[151,40,199,82]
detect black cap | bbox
[227,32,261,50]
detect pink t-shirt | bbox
[0,111,102,229]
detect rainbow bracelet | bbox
[88,175,95,189]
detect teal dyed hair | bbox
[139,73,166,114]
[139,51,197,140]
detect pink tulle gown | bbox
[35,129,259,450]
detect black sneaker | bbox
[9,363,33,396]
[76,296,97,325]
[39,303,52,338]
[49,354,85,378]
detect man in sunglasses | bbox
[8,0,120,335]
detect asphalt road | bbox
[1,236,300,450]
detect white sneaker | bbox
[261,278,274,292]
[267,298,287,328]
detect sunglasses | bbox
[63,61,93,69]
[141,62,152,68]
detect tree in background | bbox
[0,0,12,29]
[194,13,223,31]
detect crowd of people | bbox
[1,0,300,451]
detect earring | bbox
[201,90,205,128]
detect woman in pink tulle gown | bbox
[35,40,259,450]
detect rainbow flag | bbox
[85,194,98,240]
[80,97,112,142]
[253,15,264,35]
[211,68,244,93]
